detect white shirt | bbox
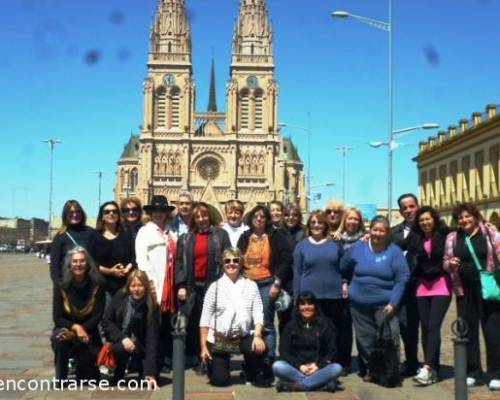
[135,221,175,305]
[200,274,263,343]
[222,223,249,247]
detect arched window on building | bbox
[254,88,263,129]
[171,87,180,128]
[239,89,249,130]
[130,168,138,192]
[155,86,166,128]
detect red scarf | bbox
[160,230,177,314]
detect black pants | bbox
[398,286,420,372]
[207,335,267,386]
[416,296,451,370]
[111,342,145,383]
[51,329,100,381]
[184,285,205,359]
[158,312,173,368]
[318,298,353,368]
[457,292,500,381]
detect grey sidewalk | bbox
[0,254,496,399]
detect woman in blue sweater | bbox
[340,215,409,382]
[293,210,350,369]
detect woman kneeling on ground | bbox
[199,247,267,386]
[102,270,159,388]
[272,291,343,392]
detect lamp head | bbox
[332,11,349,18]
[369,141,385,148]
[422,123,439,130]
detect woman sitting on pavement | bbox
[199,248,267,386]
[102,270,159,388]
[51,246,105,382]
[272,291,343,392]
[340,215,410,386]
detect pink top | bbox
[416,237,452,297]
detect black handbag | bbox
[368,317,401,387]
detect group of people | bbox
[48,190,500,392]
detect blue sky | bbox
[1,0,499,219]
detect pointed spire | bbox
[149,0,192,64]
[232,0,273,65]
[207,57,217,112]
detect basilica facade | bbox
[115,0,305,218]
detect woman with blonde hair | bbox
[102,270,159,387]
[324,198,344,240]
[337,208,366,250]
[200,247,266,386]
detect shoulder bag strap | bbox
[65,232,79,247]
[465,236,484,272]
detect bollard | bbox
[451,318,468,400]
[171,311,188,400]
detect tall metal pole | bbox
[336,146,352,204]
[387,0,394,223]
[96,171,103,208]
[42,139,61,240]
[307,112,311,213]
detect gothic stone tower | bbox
[115,0,305,215]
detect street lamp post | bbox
[96,171,104,209]
[336,146,352,204]
[332,1,394,218]
[370,123,439,218]
[278,121,311,211]
[42,139,62,240]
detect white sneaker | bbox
[466,377,477,387]
[489,379,500,391]
[414,367,437,385]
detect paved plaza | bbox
[0,254,497,399]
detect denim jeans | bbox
[272,360,343,390]
[257,279,276,358]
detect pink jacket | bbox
[443,223,500,296]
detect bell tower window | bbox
[254,88,263,129]
[155,86,166,128]
[171,87,180,128]
[240,89,249,129]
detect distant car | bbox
[0,244,8,253]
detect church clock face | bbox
[163,73,175,86]
[247,76,258,88]
[198,158,220,180]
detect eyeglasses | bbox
[68,210,82,216]
[325,209,342,215]
[224,258,240,265]
[253,213,266,220]
[103,209,119,215]
[123,207,140,214]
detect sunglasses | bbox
[325,209,341,214]
[103,209,119,215]
[123,207,140,214]
[68,210,82,216]
[224,258,240,265]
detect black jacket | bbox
[237,228,293,285]
[279,314,337,369]
[52,278,105,335]
[102,291,159,377]
[50,226,97,286]
[405,229,450,282]
[175,226,231,291]
[390,222,408,250]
